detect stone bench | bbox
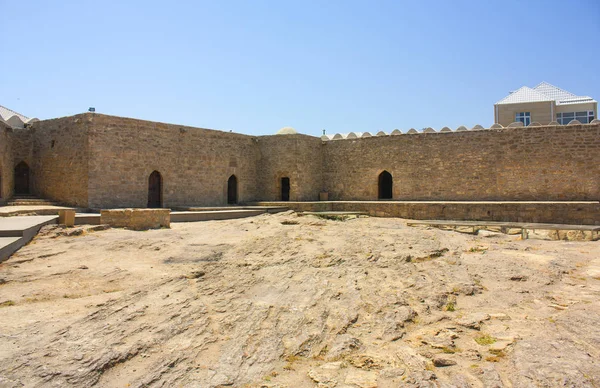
[100,209,170,230]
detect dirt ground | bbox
[0,212,599,387]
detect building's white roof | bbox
[0,105,38,128]
[496,82,596,106]
[495,86,552,105]
[556,97,597,106]
[0,105,30,122]
[533,82,577,101]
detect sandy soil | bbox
[0,211,599,387]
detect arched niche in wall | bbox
[14,161,30,195]
[227,175,238,204]
[378,170,393,200]
[147,170,163,208]
[281,177,290,201]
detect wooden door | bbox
[147,171,162,208]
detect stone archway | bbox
[14,161,30,195]
[378,170,393,199]
[227,175,238,204]
[147,171,163,208]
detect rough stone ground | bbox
[0,211,599,388]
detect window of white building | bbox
[556,111,595,125]
[515,112,531,126]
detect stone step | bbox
[73,208,284,225]
[0,237,23,262]
[8,203,60,207]
[172,205,289,214]
[170,209,267,222]
[8,199,58,202]
[7,200,60,206]
[9,197,55,201]
[0,216,58,262]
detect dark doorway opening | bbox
[14,161,30,195]
[227,175,238,204]
[378,170,393,199]
[147,171,162,208]
[281,177,290,201]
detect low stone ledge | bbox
[250,201,600,225]
[100,209,170,230]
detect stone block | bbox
[100,209,170,230]
[58,210,76,227]
[319,192,329,201]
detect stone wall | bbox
[322,124,600,201]
[0,123,14,201]
[18,113,599,211]
[10,127,34,196]
[86,114,261,208]
[257,134,323,201]
[29,116,90,206]
[10,127,34,168]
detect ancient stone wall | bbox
[11,128,33,167]
[0,123,14,201]
[257,134,323,201]
[11,127,34,184]
[19,113,599,210]
[86,114,261,209]
[28,116,90,206]
[322,123,600,201]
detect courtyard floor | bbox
[0,212,599,387]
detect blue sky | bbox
[2,0,599,136]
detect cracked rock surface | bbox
[0,212,599,387]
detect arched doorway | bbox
[281,177,290,201]
[14,161,30,195]
[227,175,238,204]
[378,170,393,199]
[147,171,162,208]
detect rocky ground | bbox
[0,211,599,387]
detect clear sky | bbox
[1,0,599,136]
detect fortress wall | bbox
[30,116,90,207]
[11,127,34,172]
[86,114,261,209]
[0,123,14,201]
[322,123,600,201]
[257,135,323,201]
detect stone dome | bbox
[276,126,298,135]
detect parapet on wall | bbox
[320,119,600,140]
[321,122,600,201]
